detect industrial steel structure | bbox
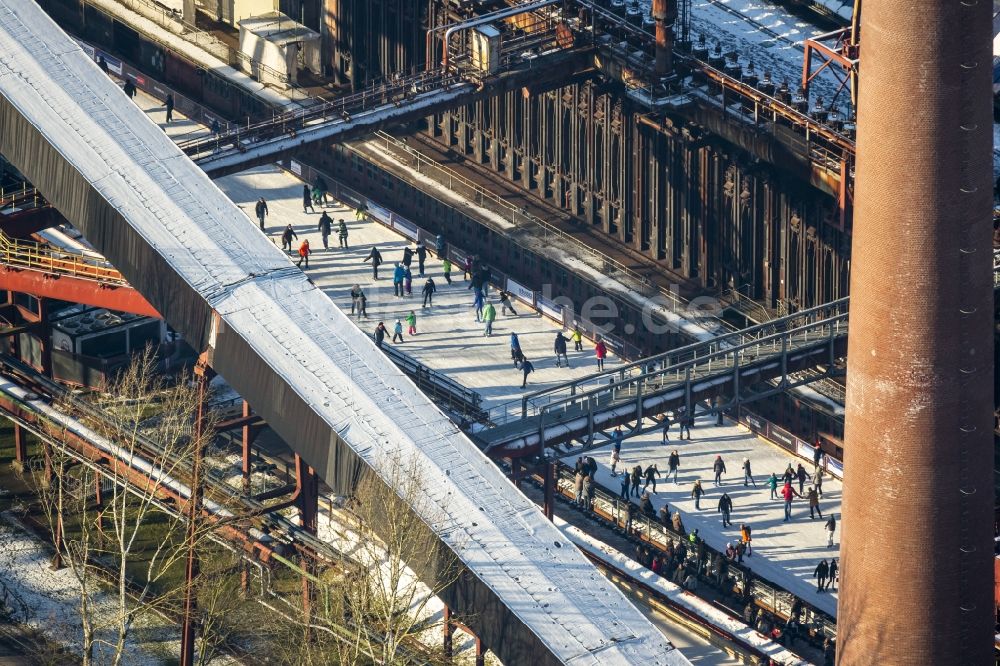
[0,0,995,662]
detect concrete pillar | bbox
[838,1,994,663]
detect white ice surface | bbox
[0,4,687,663]
[563,413,842,618]
[211,164,624,411]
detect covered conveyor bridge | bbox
[0,3,687,665]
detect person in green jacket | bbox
[442,258,452,284]
[482,301,497,336]
[405,310,417,336]
[767,472,779,500]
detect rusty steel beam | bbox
[838,0,994,663]
[0,267,159,318]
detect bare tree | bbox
[332,458,464,665]
[32,351,243,665]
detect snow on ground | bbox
[681,0,852,112]
[567,413,842,618]
[0,513,236,665]
[211,164,623,410]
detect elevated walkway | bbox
[0,5,685,664]
[479,299,849,456]
[186,55,592,178]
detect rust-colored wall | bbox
[839,1,994,663]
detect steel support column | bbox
[542,461,555,521]
[13,422,26,463]
[443,604,454,658]
[180,362,214,666]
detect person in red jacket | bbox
[296,239,311,268]
[595,338,608,371]
[781,481,801,522]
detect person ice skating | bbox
[434,234,446,258]
[317,212,332,249]
[643,464,660,493]
[767,472,779,499]
[814,559,829,592]
[813,439,824,472]
[402,246,414,269]
[392,263,405,297]
[639,492,654,517]
[281,224,298,252]
[405,310,417,336]
[302,185,315,213]
[403,266,413,296]
[825,514,837,547]
[611,427,623,452]
[609,447,620,476]
[520,357,534,388]
[742,457,756,487]
[717,492,733,527]
[568,325,582,352]
[815,467,824,497]
[630,465,642,498]
[473,289,485,322]
[422,278,436,308]
[691,479,704,510]
[350,284,363,315]
[255,198,268,231]
[713,455,726,486]
[357,290,367,318]
[442,257,452,284]
[392,319,404,343]
[98,55,110,74]
[499,290,518,316]
[123,80,136,99]
[782,464,795,486]
[374,321,387,348]
[478,266,491,296]
[338,219,349,248]
[554,332,569,367]
[672,511,685,536]
[828,559,838,591]
[740,523,753,556]
[658,504,670,527]
[807,487,823,519]
[781,481,801,522]
[483,301,497,336]
[363,246,383,279]
[661,414,671,443]
[796,463,810,494]
[415,242,427,275]
[296,239,311,268]
[677,409,691,439]
[165,93,174,122]
[668,450,680,484]
[463,255,474,281]
[510,332,522,367]
[594,338,608,371]
[313,175,328,206]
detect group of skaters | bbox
[511,329,608,389]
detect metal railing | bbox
[490,298,849,425]
[541,461,837,640]
[0,185,47,214]
[379,341,487,420]
[180,69,469,161]
[0,229,125,284]
[368,131,659,297]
